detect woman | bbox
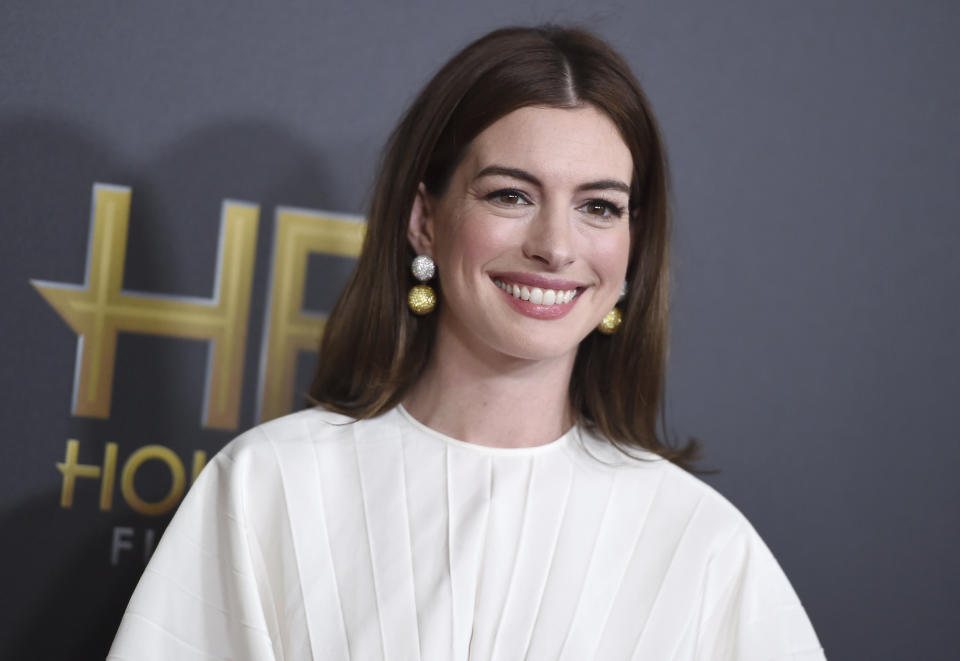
[109,26,825,660]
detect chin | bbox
[485,326,589,364]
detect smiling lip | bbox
[491,272,586,320]
[492,272,585,291]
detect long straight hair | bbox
[310,25,700,469]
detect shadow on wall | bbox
[0,114,351,659]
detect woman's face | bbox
[409,104,633,366]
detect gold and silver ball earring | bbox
[408,254,437,315]
[597,280,627,334]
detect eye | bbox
[486,189,531,206]
[579,199,625,218]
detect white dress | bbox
[108,406,826,660]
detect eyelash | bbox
[580,199,625,219]
[485,188,532,207]
[485,188,625,218]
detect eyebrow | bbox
[475,165,630,195]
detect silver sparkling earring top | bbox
[619,280,628,301]
[411,254,436,282]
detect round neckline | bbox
[396,404,578,456]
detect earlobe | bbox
[407,183,435,256]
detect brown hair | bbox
[309,25,700,469]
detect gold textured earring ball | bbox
[597,307,623,334]
[597,280,627,335]
[408,254,437,315]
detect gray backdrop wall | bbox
[2,1,957,659]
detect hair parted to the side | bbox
[309,25,701,469]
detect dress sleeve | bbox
[695,521,826,661]
[107,432,280,661]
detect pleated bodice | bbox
[108,406,825,660]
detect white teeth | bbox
[495,279,578,307]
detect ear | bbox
[407,182,435,256]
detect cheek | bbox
[591,226,632,280]
[442,213,518,270]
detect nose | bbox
[522,204,575,269]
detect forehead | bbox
[461,105,633,185]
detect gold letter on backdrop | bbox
[120,445,186,516]
[56,439,118,510]
[32,184,259,430]
[257,208,365,422]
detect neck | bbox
[402,320,577,449]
